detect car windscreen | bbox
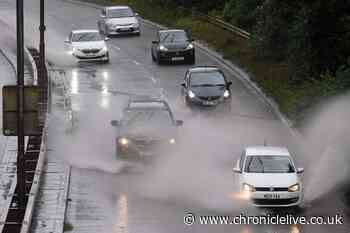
[159,31,188,43]
[190,71,226,87]
[72,32,102,42]
[244,156,295,173]
[122,109,173,127]
[108,8,134,18]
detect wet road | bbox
[0,0,349,232]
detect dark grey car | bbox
[181,66,232,111]
[151,29,195,64]
[110,99,183,160]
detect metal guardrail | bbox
[189,8,251,39]
[1,47,49,233]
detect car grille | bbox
[255,187,289,192]
[252,197,299,205]
[117,23,133,27]
[75,54,106,59]
[81,49,101,54]
[160,50,191,58]
[198,96,221,101]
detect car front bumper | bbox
[249,191,302,207]
[159,49,194,61]
[74,52,109,61]
[186,96,231,108]
[116,138,176,160]
[107,26,140,35]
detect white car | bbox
[98,6,140,36]
[65,30,109,63]
[233,146,304,207]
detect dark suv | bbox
[151,29,195,64]
[181,66,232,111]
[111,99,183,160]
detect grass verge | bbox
[64,222,74,232]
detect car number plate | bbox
[204,101,215,106]
[172,57,184,61]
[263,193,280,199]
[119,28,130,31]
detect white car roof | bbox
[106,6,131,10]
[245,146,291,156]
[72,30,99,34]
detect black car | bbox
[110,99,183,160]
[181,66,232,110]
[151,29,195,64]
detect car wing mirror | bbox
[111,120,119,127]
[100,14,106,18]
[233,167,241,173]
[176,120,184,126]
[135,12,139,17]
[181,83,186,88]
[104,37,110,41]
[64,39,70,44]
[297,168,304,174]
[227,81,233,87]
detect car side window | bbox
[239,150,246,171]
[102,8,106,16]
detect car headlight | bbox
[169,138,176,144]
[72,47,77,54]
[288,183,300,192]
[242,183,255,192]
[186,43,194,50]
[188,90,195,98]
[159,45,168,51]
[133,22,140,28]
[118,137,129,146]
[223,90,230,98]
[101,46,108,52]
[106,22,115,28]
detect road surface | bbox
[0,0,348,232]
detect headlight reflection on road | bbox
[228,191,251,201]
[100,84,110,109]
[290,224,300,233]
[102,71,109,80]
[71,70,79,94]
[114,194,129,233]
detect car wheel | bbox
[135,32,141,36]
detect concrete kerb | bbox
[0,46,46,233]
